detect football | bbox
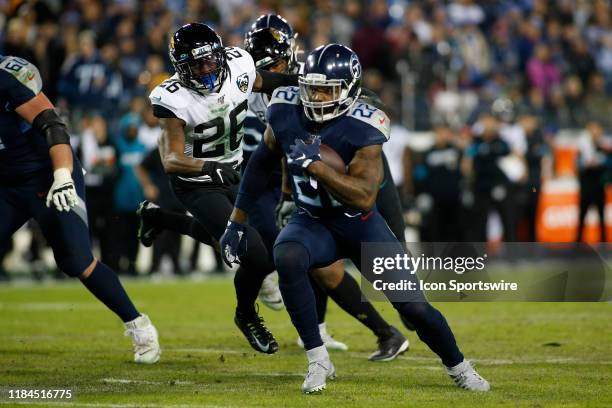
[320,144,347,174]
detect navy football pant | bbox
[247,153,405,327]
[0,162,139,321]
[0,164,92,276]
[274,210,464,367]
[246,184,329,323]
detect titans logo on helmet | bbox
[350,54,361,79]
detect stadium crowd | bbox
[1,0,610,278]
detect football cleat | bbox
[234,308,279,354]
[447,360,490,392]
[124,314,161,364]
[258,272,284,311]
[302,359,336,394]
[368,326,409,362]
[137,200,161,247]
[297,323,348,351]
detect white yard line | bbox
[166,347,612,365]
[101,378,194,386]
[0,302,102,311]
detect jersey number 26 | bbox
[192,100,248,158]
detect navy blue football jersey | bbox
[266,86,390,217]
[0,56,51,182]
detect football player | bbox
[0,55,160,363]
[138,23,300,355]
[242,14,409,359]
[221,45,490,393]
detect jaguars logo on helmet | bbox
[244,14,298,72]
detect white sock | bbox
[124,314,144,328]
[306,345,329,363]
[318,322,327,334]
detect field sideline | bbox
[0,278,610,407]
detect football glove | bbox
[46,168,78,212]
[220,221,247,266]
[287,137,321,171]
[275,193,296,230]
[202,161,240,186]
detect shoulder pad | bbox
[347,101,390,140]
[226,47,254,65]
[0,56,42,94]
[269,86,300,106]
[149,79,190,118]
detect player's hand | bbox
[220,221,247,266]
[202,161,241,186]
[275,193,295,230]
[46,168,78,212]
[287,137,321,171]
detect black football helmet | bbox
[169,23,227,93]
[299,44,362,122]
[244,14,298,72]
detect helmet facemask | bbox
[172,45,226,93]
[299,73,361,122]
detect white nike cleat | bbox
[302,359,336,394]
[258,273,284,311]
[446,360,490,391]
[124,314,160,364]
[297,323,348,351]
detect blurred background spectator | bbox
[1,0,611,278]
[463,112,517,242]
[576,121,611,243]
[79,113,117,267]
[418,125,464,242]
[108,112,146,275]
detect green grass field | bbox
[0,278,610,407]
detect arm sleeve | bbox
[235,141,281,213]
[152,104,179,119]
[257,70,299,95]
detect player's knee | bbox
[311,263,344,289]
[396,302,440,327]
[57,254,95,278]
[79,259,97,279]
[273,242,310,280]
[241,227,274,272]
